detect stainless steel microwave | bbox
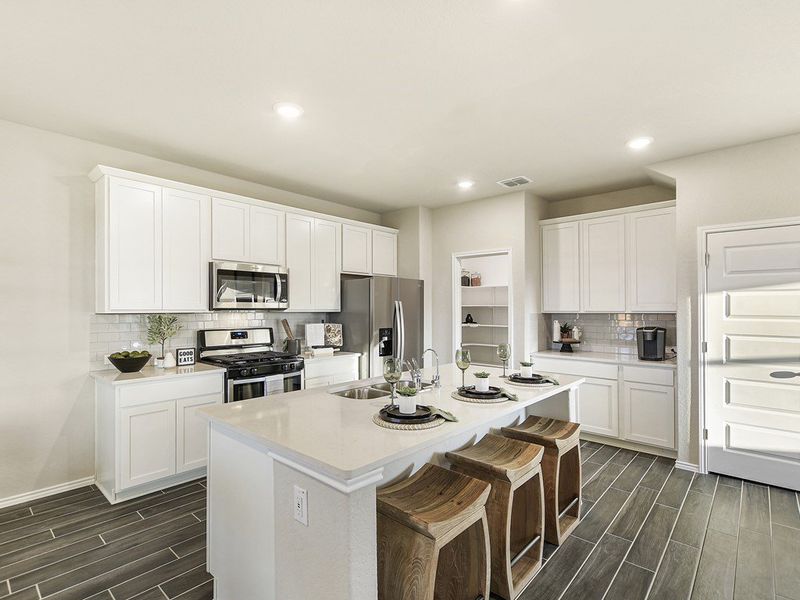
[210,261,289,310]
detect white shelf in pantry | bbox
[461,285,508,289]
[462,304,508,308]
[461,342,500,348]
[470,361,502,368]
[461,323,508,328]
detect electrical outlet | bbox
[293,485,308,526]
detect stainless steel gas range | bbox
[197,327,304,402]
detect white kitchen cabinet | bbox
[177,394,220,473]
[626,207,677,312]
[342,224,372,274]
[621,382,675,449]
[581,215,626,312]
[162,188,211,311]
[541,222,580,312]
[286,215,341,311]
[119,400,176,490]
[372,230,398,276]
[211,197,250,262]
[212,198,286,266]
[105,177,163,312]
[286,213,314,310]
[94,368,224,503]
[576,377,619,438]
[250,205,286,266]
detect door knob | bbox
[770,371,800,379]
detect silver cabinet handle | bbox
[770,371,800,379]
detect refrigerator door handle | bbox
[394,300,405,365]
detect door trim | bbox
[698,215,800,476]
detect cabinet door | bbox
[108,178,163,311]
[576,376,619,438]
[581,215,626,312]
[541,222,580,312]
[342,224,372,274]
[212,198,249,261]
[372,231,397,276]
[626,207,676,312]
[250,205,286,266]
[622,382,675,449]
[119,400,176,490]
[286,213,314,310]
[176,393,220,473]
[313,218,342,311]
[162,188,211,311]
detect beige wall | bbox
[545,184,675,219]
[650,133,800,466]
[0,119,380,502]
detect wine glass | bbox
[455,348,471,389]
[497,343,511,377]
[383,358,403,404]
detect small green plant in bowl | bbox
[108,350,152,373]
[474,370,491,392]
[519,361,534,378]
[396,386,418,397]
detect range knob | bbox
[239,368,250,377]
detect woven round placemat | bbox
[502,380,556,389]
[450,391,508,404]
[372,413,445,430]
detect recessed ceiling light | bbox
[273,102,304,120]
[457,180,475,190]
[626,136,654,150]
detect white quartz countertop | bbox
[533,350,677,369]
[200,364,583,482]
[302,351,361,362]
[91,362,225,385]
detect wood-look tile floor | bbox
[519,441,800,600]
[0,480,210,600]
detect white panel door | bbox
[286,213,314,310]
[541,222,580,312]
[108,178,162,311]
[705,224,800,489]
[627,208,676,312]
[342,224,372,274]
[119,400,176,490]
[212,198,249,261]
[622,382,675,449]
[313,218,342,311]
[576,377,619,438]
[162,188,211,311]
[372,230,397,276]
[250,205,285,266]
[176,394,220,473]
[581,215,626,312]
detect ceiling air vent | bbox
[496,176,532,188]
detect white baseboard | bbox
[675,460,701,473]
[0,476,96,510]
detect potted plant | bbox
[560,322,573,341]
[146,314,182,368]
[474,371,491,392]
[396,386,418,415]
[519,361,533,378]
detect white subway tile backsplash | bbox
[544,312,676,354]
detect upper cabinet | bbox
[541,222,580,313]
[372,230,398,276]
[540,203,676,314]
[342,224,372,275]
[212,198,285,266]
[580,215,626,312]
[626,207,676,312]
[286,215,342,311]
[97,176,210,313]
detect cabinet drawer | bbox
[119,373,224,407]
[304,357,359,379]
[534,357,618,380]
[622,366,674,386]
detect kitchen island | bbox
[200,364,584,600]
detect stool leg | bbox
[507,470,545,598]
[377,515,437,600]
[434,511,490,600]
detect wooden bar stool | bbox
[377,463,491,600]
[446,433,545,600]
[501,416,581,545]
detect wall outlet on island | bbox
[293,485,308,526]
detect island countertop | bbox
[200,364,583,482]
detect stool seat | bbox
[502,416,580,450]
[446,433,544,483]
[378,463,491,539]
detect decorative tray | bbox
[379,404,437,425]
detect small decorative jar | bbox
[471,272,482,286]
[520,362,533,378]
[474,372,491,392]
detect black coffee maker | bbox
[636,327,666,361]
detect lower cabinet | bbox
[95,370,224,503]
[304,354,360,390]
[621,382,675,449]
[576,377,619,438]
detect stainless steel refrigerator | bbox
[339,276,424,378]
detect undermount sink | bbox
[370,381,433,393]
[333,386,391,400]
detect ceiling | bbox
[1,1,799,213]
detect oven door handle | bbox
[231,376,269,385]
